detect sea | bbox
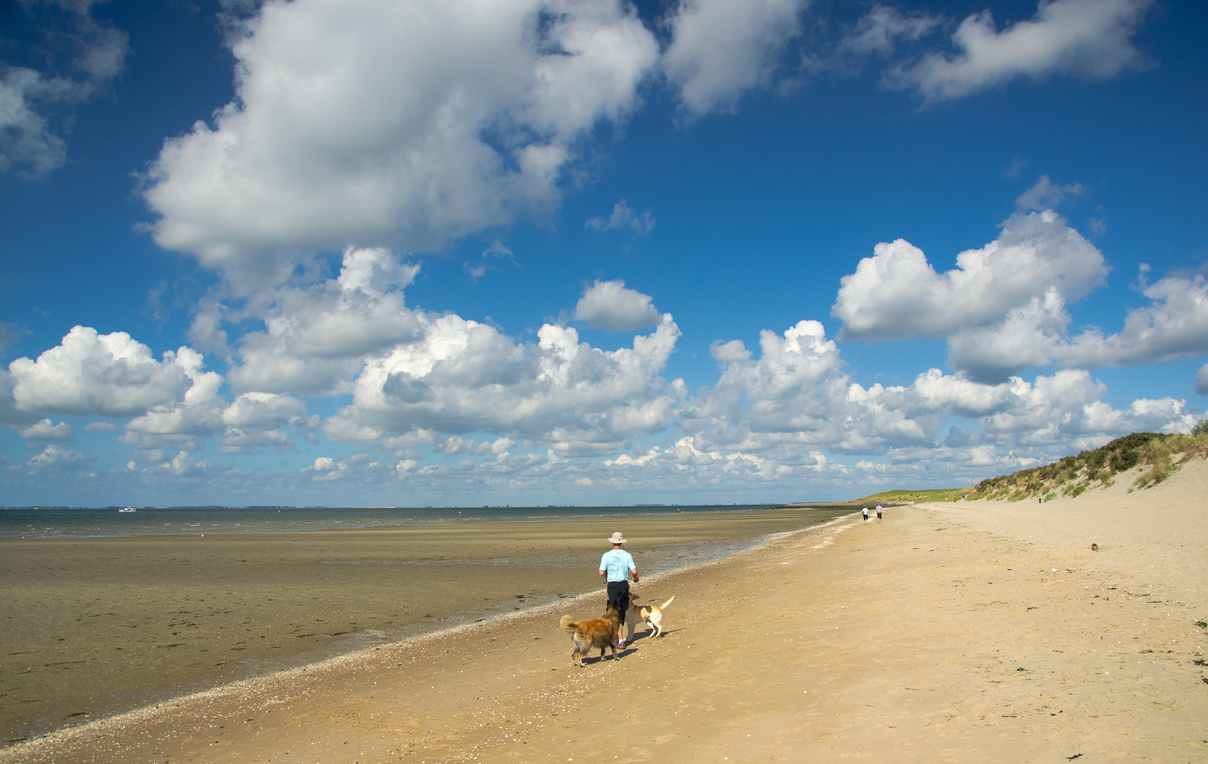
[0,503,784,540]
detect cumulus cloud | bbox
[0,0,129,176]
[684,321,1005,456]
[663,0,804,117]
[979,369,1194,444]
[573,279,661,331]
[9,326,201,417]
[227,247,422,395]
[141,0,659,291]
[890,0,1154,103]
[1055,272,1208,367]
[945,287,1072,380]
[605,434,843,488]
[945,268,1208,379]
[833,209,1108,343]
[835,207,1208,380]
[27,444,91,470]
[324,310,683,454]
[17,418,71,441]
[686,320,849,451]
[585,199,654,234]
[220,392,309,453]
[677,314,1194,469]
[120,347,226,451]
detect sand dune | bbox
[3,461,1206,763]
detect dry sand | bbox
[3,463,1207,763]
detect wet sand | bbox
[4,462,1207,763]
[0,507,847,745]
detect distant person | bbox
[599,532,638,648]
[876,505,883,522]
[862,507,869,523]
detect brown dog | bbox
[560,603,624,667]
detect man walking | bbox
[599,532,638,648]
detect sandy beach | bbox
[3,462,1207,763]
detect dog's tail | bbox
[559,614,577,633]
[659,595,675,611]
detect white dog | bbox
[625,594,675,641]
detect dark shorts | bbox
[606,580,630,615]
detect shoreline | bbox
[0,507,850,745]
[4,512,856,758]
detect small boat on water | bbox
[118,507,136,513]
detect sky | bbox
[1,0,1205,508]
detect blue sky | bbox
[1,0,1205,507]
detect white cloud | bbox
[27,444,91,470]
[141,0,659,291]
[1055,272,1208,367]
[605,434,844,488]
[0,68,70,176]
[973,369,1193,444]
[833,209,1108,342]
[838,207,1207,381]
[946,269,1208,378]
[9,326,198,417]
[222,391,306,430]
[945,287,1072,380]
[464,241,517,282]
[573,279,661,331]
[121,347,226,451]
[0,1,129,176]
[220,391,309,453]
[840,5,941,57]
[678,314,1193,468]
[1197,363,1208,396]
[1016,175,1085,211]
[227,247,422,395]
[585,199,654,234]
[325,310,683,454]
[663,0,804,117]
[686,320,849,451]
[891,0,1154,103]
[17,418,71,441]
[156,450,210,478]
[306,455,347,482]
[0,370,39,426]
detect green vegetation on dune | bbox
[846,422,1208,505]
[851,487,973,504]
[968,428,1208,503]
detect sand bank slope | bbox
[4,467,1207,763]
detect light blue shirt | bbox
[599,548,636,582]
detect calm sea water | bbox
[0,504,779,539]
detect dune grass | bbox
[850,424,1208,505]
[965,429,1208,503]
[851,487,974,505]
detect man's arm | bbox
[630,567,638,584]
